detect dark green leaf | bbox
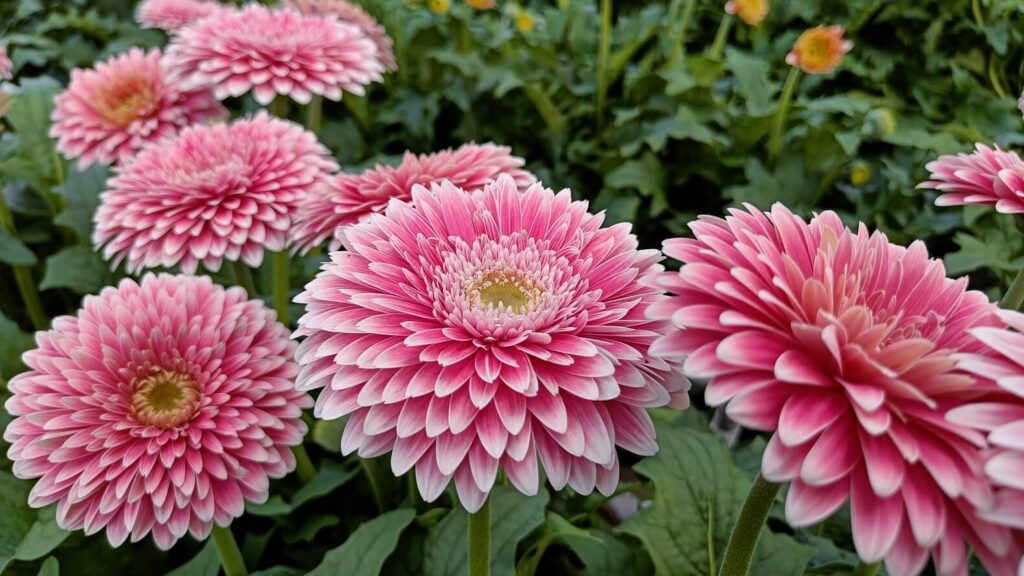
[12,507,69,564]
[290,461,360,509]
[0,471,41,573]
[307,508,416,576]
[0,228,37,265]
[167,539,219,576]
[53,165,110,242]
[39,246,113,294]
[36,557,59,576]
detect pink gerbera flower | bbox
[3,274,312,550]
[166,4,384,105]
[919,143,1024,214]
[293,176,689,512]
[949,311,1024,574]
[650,204,1018,575]
[291,143,536,254]
[0,45,13,80]
[50,48,226,169]
[94,112,337,274]
[136,0,226,31]
[284,0,397,72]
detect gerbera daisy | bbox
[166,4,384,105]
[50,48,226,169]
[3,274,312,550]
[725,0,767,26]
[291,142,536,254]
[650,204,1017,575]
[284,0,397,72]
[136,0,226,31]
[293,176,689,512]
[786,25,852,74]
[94,112,337,274]
[919,143,1024,214]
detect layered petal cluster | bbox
[786,25,852,74]
[284,0,397,72]
[650,204,1019,575]
[166,4,384,105]
[291,142,536,254]
[94,112,337,274]
[136,0,225,31]
[0,45,12,80]
[3,274,311,550]
[294,176,689,512]
[919,144,1024,214]
[725,0,768,26]
[949,311,1024,574]
[50,48,226,169]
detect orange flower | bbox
[786,25,852,74]
[466,0,495,9]
[724,0,767,26]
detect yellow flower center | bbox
[469,273,540,314]
[95,75,156,127]
[131,370,200,428]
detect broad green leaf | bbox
[311,418,346,452]
[4,77,62,184]
[166,540,219,576]
[724,156,813,209]
[11,507,69,564]
[0,309,35,380]
[0,228,37,265]
[605,153,664,198]
[250,567,304,576]
[53,165,110,243]
[725,49,779,117]
[290,461,360,509]
[245,495,293,517]
[307,508,416,576]
[39,246,113,294]
[563,530,652,576]
[619,418,814,576]
[282,514,340,544]
[0,471,41,573]
[424,485,548,576]
[36,557,58,576]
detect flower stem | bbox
[708,15,734,60]
[362,458,386,512]
[211,525,247,576]
[768,67,802,165]
[306,95,323,135]
[1000,267,1024,310]
[272,251,289,325]
[468,496,491,576]
[668,0,697,64]
[719,474,781,576]
[595,0,612,132]
[852,561,880,576]
[292,444,316,483]
[0,193,47,330]
[231,261,258,297]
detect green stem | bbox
[595,0,611,132]
[719,474,781,576]
[211,525,248,576]
[1000,267,1024,310]
[708,15,734,60]
[272,251,289,325]
[668,0,697,64]
[292,444,316,483]
[768,67,801,165]
[306,95,323,135]
[362,458,386,512]
[852,561,880,576]
[231,261,258,297]
[0,193,46,330]
[468,497,491,576]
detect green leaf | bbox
[39,246,113,294]
[282,514,340,544]
[724,156,813,209]
[0,228,37,266]
[311,418,346,452]
[167,539,220,576]
[246,495,293,517]
[0,471,42,573]
[53,165,110,243]
[307,508,416,576]
[36,557,59,576]
[563,530,652,576]
[12,507,69,564]
[0,309,35,379]
[619,418,814,576]
[605,153,664,198]
[725,49,779,117]
[4,77,62,183]
[424,485,548,576]
[290,461,360,509]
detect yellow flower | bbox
[514,9,534,33]
[786,25,853,75]
[724,0,767,26]
[850,162,871,186]
[428,0,450,14]
[466,0,495,9]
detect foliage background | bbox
[0,0,1023,574]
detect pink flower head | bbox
[284,0,397,72]
[949,311,1024,571]
[291,142,536,254]
[136,0,226,31]
[293,176,689,512]
[919,143,1024,214]
[0,45,12,80]
[94,112,338,274]
[650,204,1018,575]
[166,4,384,105]
[50,48,226,169]
[3,274,312,550]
